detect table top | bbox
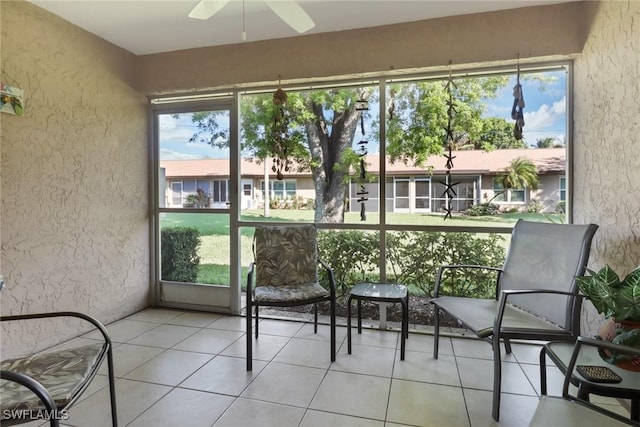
[545,341,640,396]
[350,282,407,299]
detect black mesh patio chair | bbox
[431,219,598,421]
[1,312,117,427]
[246,224,336,371]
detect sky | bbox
[159,69,567,160]
[485,69,567,146]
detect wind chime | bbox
[440,63,459,220]
[512,57,525,140]
[356,90,369,221]
[271,77,291,180]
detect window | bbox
[261,180,297,199]
[154,64,570,321]
[212,180,228,203]
[171,182,182,206]
[414,178,431,211]
[492,179,506,202]
[492,178,525,203]
[394,178,410,210]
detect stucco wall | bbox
[0,1,149,357]
[573,0,640,335]
[138,1,588,94]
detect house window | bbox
[394,178,410,210]
[261,180,297,199]
[212,180,228,203]
[171,182,182,206]
[414,178,431,210]
[559,176,566,201]
[492,180,505,202]
[492,178,525,203]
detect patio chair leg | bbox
[314,303,318,333]
[492,337,502,421]
[357,299,362,333]
[106,346,118,427]
[255,305,259,339]
[433,305,440,359]
[330,297,336,362]
[539,346,547,395]
[247,300,253,371]
[400,298,408,360]
[504,338,512,354]
[347,295,353,354]
[405,294,409,339]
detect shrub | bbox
[161,227,201,283]
[556,200,566,214]
[387,231,506,297]
[269,197,281,209]
[318,230,380,298]
[318,229,506,299]
[527,200,544,213]
[465,203,500,216]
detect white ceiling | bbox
[28,0,574,55]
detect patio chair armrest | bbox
[0,370,59,413]
[493,289,583,332]
[319,258,336,295]
[1,312,111,347]
[433,264,503,298]
[564,336,640,395]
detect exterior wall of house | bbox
[573,0,640,335]
[0,1,149,357]
[479,174,563,214]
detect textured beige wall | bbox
[139,1,588,94]
[0,1,149,356]
[573,0,640,335]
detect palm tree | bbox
[489,157,539,203]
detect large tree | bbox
[189,76,529,223]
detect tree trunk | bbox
[305,100,361,223]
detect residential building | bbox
[161,148,565,214]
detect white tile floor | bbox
[40,308,630,427]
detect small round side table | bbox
[347,282,409,360]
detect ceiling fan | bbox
[189,0,316,34]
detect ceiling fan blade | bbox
[264,0,315,33]
[188,0,231,20]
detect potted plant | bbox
[576,265,640,369]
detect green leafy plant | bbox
[465,203,499,217]
[317,229,506,298]
[161,226,201,283]
[576,265,640,321]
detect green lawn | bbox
[159,210,562,285]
